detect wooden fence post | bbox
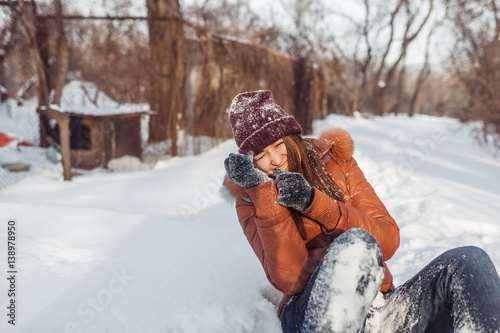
[37,107,72,181]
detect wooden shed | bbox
[39,107,151,170]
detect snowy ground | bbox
[0,113,499,333]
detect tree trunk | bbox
[0,13,18,104]
[17,0,49,106]
[18,0,51,148]
[371,0,433,116]
[52,0,69,106]
[390,55,407,115]
[36,15,54,93]
[37,107,72,180]
[18,0,72,180]
[293,57,313,134]
[0,53,6,103]
[372,86,385,116]
[146,0,186,157]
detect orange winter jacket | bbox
[222,128,400,317]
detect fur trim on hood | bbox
[221,128,354,202]
[317,128,354,162]
[220,174,249,202]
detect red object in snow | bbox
[0,132,32,147]
[0,132,15,147]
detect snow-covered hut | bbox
[39,81,151,170]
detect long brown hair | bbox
[282,134,345,239]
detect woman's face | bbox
[253,139,288,176]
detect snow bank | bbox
[0,113,499,332]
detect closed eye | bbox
[254,154,265,162]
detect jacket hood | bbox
[221,128,354,201]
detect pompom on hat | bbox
[228,90,303,155]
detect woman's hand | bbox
[273,169,314,212]
[224,152,269,189]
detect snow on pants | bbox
[280,228,385,333]
[372,246,500,333]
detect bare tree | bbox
[447,0,500,145]
[315,0,436,116]
[0,4,20,103]
[16,0,72,179]
[146,0,186,156]
[371,0,434,115]
[67,12,150,104]
[408,13,446,117]
[15,0,69,106]
[259,0,326,133]
[52,0,68,105]
[17,0,50,106]
[183,0,327,134]
[183,0,261,41]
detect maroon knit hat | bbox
[228,90,303,155]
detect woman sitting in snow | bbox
[222,90,500,333]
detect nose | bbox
[269,151,284,166]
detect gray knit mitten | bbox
[224,152,269,189]
[273,169,314,212]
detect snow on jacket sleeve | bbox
[235,180,311,295]
[301,156,400,261]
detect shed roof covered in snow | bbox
[58,80,153,116]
